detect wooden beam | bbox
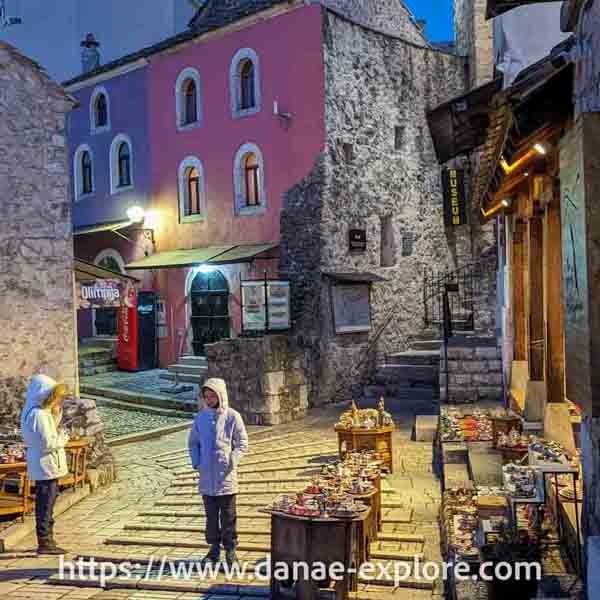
[513,221,528,361]
[545,195,565,402]
[528,216,545,380]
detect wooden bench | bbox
[0,463,32,521]
[59,439,90,490]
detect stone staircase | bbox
[78,344,118,377]
[159,354,209,386]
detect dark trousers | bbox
[202,494,237,551]
[35,479,59,541]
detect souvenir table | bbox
[335,400,395,473]
[268,508,371,600]
[491,412,522,448]
[439,408,494,443]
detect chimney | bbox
[417,19,426,33]
[81,33,100,74]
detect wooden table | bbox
[335,425,395,473]
[0,463,32,519]
[269,508,371,600]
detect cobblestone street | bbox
[0,402,444,600]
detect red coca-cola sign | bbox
[117,282,139,370]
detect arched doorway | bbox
[190,269,231,355]
[93,249,125,337]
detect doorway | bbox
[190,269,231,355]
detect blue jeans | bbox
[35,479,59,541]
[202,494,237,551]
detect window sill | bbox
[111,184,134,195]
[75,191,95,202]
[232,106,261,120]
[181,213,207,224]
[177,121,201,133]
[91,125,110,135]
[236,205,266,217]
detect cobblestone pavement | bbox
[95,403,192,439]
[0,401,445,600]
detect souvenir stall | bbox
[263,450,385,600]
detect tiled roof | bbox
[63,0,291,87]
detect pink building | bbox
[125,3,326,365]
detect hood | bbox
[20,374,58,426]
[201,378,229,412]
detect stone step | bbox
[385,350,440,365]
[79,363,119,377]
[105,535,271,552]
[362,385,437,400]
[409,339,443,351]
[167,363,209,376]
[159,371,205,385]
[374,365,438,385]
[178,355,208,367]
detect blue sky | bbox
[405,0,454,41]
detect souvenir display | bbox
[0,442,26,464]
[528,438,572,468]
[336,398,393,430]
[440,408,493,442]
[442,488,480,560]
[502,463,538,498]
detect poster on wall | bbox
[560,124,592,415]
[267,281,290,330]
[77,279,123,309]
[241,281,266,331]
[332,284,371,334]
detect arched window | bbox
[240,60,255,110]
[81,151,93,195]
[73,144,94,201]
[233,143,266,215]
[178,156,206,223]
[90,86,110,133]
[230,48,261,118]
[244,153,259,206]
[175,67,202,130]
[118,143,131,188]
[95,94,108,128]
[109,134,134,194]
[183,80,198,125]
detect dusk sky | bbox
[405,0,454,41]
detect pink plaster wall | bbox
[146,4,326,365]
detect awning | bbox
[323,272,387,284]
[125,243,279,270]
[74,220,133,236]
[426,78,503,163]
[486,0,557,18]
[74,258,138,282]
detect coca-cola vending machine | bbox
[117,286,158,371]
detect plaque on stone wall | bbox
[332,284,371,334]
[561,125,592,415]
[349,229,367,252]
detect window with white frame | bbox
[73,143,94,201]
[175,67,202,130]
[229,48,261,119]
[233,143,266,215]
[110,134,134,194]
[90,86,110,134]
[178,156,206,223]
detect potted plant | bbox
[480,524,542,600]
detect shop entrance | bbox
[190,269,231,355]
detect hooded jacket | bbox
[20,375,70,481]
[187,378,248,496]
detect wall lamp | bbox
[481,197,512,219]
[109,206,156,255]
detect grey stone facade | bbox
[205,335,311,425]
[0,42,78,423]
[439,338,503,403]
[281,10,493,404]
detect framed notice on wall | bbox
[241,281,267,331]
[267,281,290,330]
[332,284,371,334]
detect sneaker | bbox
[202,544,221,565]
[225,549,239,568]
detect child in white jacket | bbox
[20,374,70,554]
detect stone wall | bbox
[204,335,312,425]
[0,43,78,423]
[313,0,427,45]
[440,337,503,403]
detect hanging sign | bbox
[442,168,468,226]
[77,279,122,309]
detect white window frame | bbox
[178,156,207,223]
[109,133,134,195]
[229,48,261,119]
[233,142,266,216]
[89,85,111,135]
[73,143,95,202]
[175,67,203,131]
